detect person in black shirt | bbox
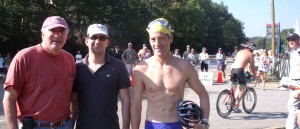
[113,45,123,60]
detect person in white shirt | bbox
[254,52,260,71]
[198,47,210,72]
[254,49,269,89]
[285,33,300,129]
[75,50,83,63]
[173,49,181,58]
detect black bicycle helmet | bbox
[241,42,256,50]
[178,100,202,128]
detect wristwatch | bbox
[200,121,210,129]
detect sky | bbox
[211,0,300,37]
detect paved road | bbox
[0,58,290,129]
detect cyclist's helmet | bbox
[178,100,202,128]
[241,42,256,50]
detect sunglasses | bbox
[89,36,108,41]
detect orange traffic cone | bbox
[217,72,223,83]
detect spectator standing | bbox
[113,45,123,60]
[182,45,191,60]
[122,42,137,76]
[137,44,151,61]
[216,48,227,82]
[187,48,198,66]
[75,50,83,63]
[4,53,12,70]
[131,18,210,129]
[173,49,181,58]
[71,24,131,129]
[254,49,269,89]
[199,47,210,72]
[231,46,239,60]
[0,53,5,77]
[3,16,76,129]
[254,52,260,71]
[285,33,300,129]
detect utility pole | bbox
[271,0,276,56]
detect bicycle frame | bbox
[216,83,257,118]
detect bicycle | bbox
[216,81,257,118]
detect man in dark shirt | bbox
[71,24,131,129]
[113,45,123,60]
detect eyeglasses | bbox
[89,36,108,41]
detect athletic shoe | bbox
[232,106,242,113]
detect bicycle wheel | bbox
[216,89,235,118]
[242,87,257,113]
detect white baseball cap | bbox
[87,24,109,37]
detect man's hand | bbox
[290,85,300,91]
[189,122,208,129]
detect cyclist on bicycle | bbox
[230,42,257,113]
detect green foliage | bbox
[0,0,247,56]
[249,36,267,49]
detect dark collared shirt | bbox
[72,52,131,129]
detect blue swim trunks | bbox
[145,120,183,129]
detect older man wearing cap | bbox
[131,18,210,129]
[285,33,300,129]
[71,24,131,129]
[3,16,76,129]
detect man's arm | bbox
[137,50,142,61]
[249,55,257,77]
[119,87,131,129]
[3,87,19,129]
[131,66,145,129]
[186,63,210,122]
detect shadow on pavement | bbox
[225,112,288,120]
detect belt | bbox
[33,117,70,128]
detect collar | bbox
[82,52,111,65]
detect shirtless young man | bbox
[230,42,257,113]
[130,18,210,129]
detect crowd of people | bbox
[1,15,300,129]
